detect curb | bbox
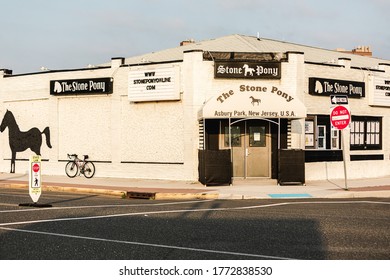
[155,192,219,200]
[3,182,390,200]
[324,190,390,199]
[45,185,127,198]
[5,183,126,198]
[4,183,218,200]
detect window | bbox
[305,120,315,148]
[305,115,339,150]
[224,126,241,147]
[249,126,266,147]
[317,125,326,149]
[331,129,340,149]
[350,117,382,150]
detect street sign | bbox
[330,105,350,130]
[330,95,348,105]
[29,155,42,203]
[329,97,351,191]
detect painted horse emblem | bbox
[250,96,261,106]
[0,110,52,173]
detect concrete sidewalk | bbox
[1,172,390,200]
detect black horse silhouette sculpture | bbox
[0,110,52,173]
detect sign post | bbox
[330,96,350,190]
[29,155,42,203]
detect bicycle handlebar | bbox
[67,154,89,160]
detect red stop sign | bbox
[330,105,350,130]
[32,163,40,173]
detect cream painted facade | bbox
[1,36,390,182]
[304,60,390,180]
[0,60,191,180]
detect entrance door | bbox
[247,124,269,177]
[221,120,270,178]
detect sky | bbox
[1,0,389,74]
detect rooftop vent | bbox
[336,46,372,57]
[180,39,195,46]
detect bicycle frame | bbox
[75,158,85,170]
[69,154,86,169]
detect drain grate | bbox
[126,191,156,200]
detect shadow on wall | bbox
[0,110,52,173]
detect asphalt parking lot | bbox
[1,187,389,260]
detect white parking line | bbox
[0,203,16,207]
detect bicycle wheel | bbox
[65,161,78,178]
[83,161,95,178]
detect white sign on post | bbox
[29,155,42,203]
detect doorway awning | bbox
[198,85,306,119]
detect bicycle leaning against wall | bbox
[65,154,96,179]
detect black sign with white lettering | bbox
[309,77,365,98]
[330,95,348,105]
[215,62,281,79]
[50,78,113,95]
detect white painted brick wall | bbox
[304,61,390,179]
[1,51,389,181]
[0,65,189,180]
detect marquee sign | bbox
[215,62,281,79]
[198,84,306,119]
[128,65,180,102]
[369,76,390,107]
[50,78,113,95]
[309,77,365,98]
